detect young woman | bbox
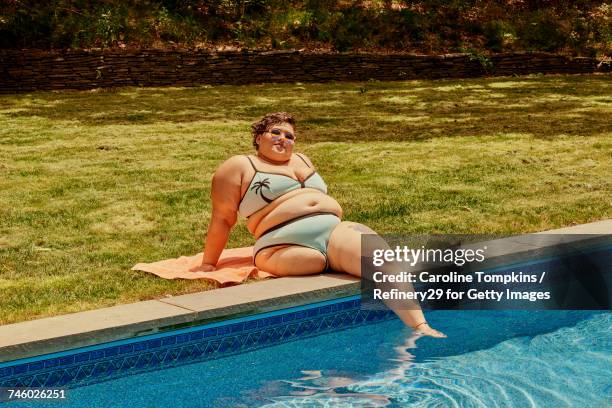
[191,112,445,338]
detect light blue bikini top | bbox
[238,154,328,218]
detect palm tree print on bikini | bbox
[251,178,273,203]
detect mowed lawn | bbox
[0,74,611,325]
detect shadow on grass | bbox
[1,75,610,142]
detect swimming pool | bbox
[1,295,609,407]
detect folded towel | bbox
[131,246,276,285]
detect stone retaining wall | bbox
[1,49,609,93]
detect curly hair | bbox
[251,112,296,150]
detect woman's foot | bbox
[413,322,446,338]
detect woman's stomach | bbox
[246,188,343,238]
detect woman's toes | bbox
[416,325,447,338]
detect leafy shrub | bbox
[95,7,126,47]
[329,8,376,51]
[519,9,568,52]
[0,0,608,56]
[484,20,517,52]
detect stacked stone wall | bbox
[1,49,609,93]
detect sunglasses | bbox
[267,128,295,140]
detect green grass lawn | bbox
[1,74,611,325]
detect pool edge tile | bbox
[0,275,359,364]
[0,300,195,363]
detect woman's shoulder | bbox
[219,154,252,168]
[294,152,314,168]
[214,155,253,176]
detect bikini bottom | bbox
[253,212,341,270]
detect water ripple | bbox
[261,313,611,407]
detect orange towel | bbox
[131,246,276,285]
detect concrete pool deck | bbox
[1,219,610,363]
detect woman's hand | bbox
[189,263,216,272]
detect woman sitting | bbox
[191,112,445,338]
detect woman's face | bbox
[256,122,296,161]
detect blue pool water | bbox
[8,309,610,407]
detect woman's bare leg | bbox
[327,221,446,338]
[255,245,326,276]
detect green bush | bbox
[484,20,517,52]
[329,8,376,51]
[519,9,568,52]
[95,7,126,47]
[0,0,609,55]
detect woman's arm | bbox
[191,157,244,271]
